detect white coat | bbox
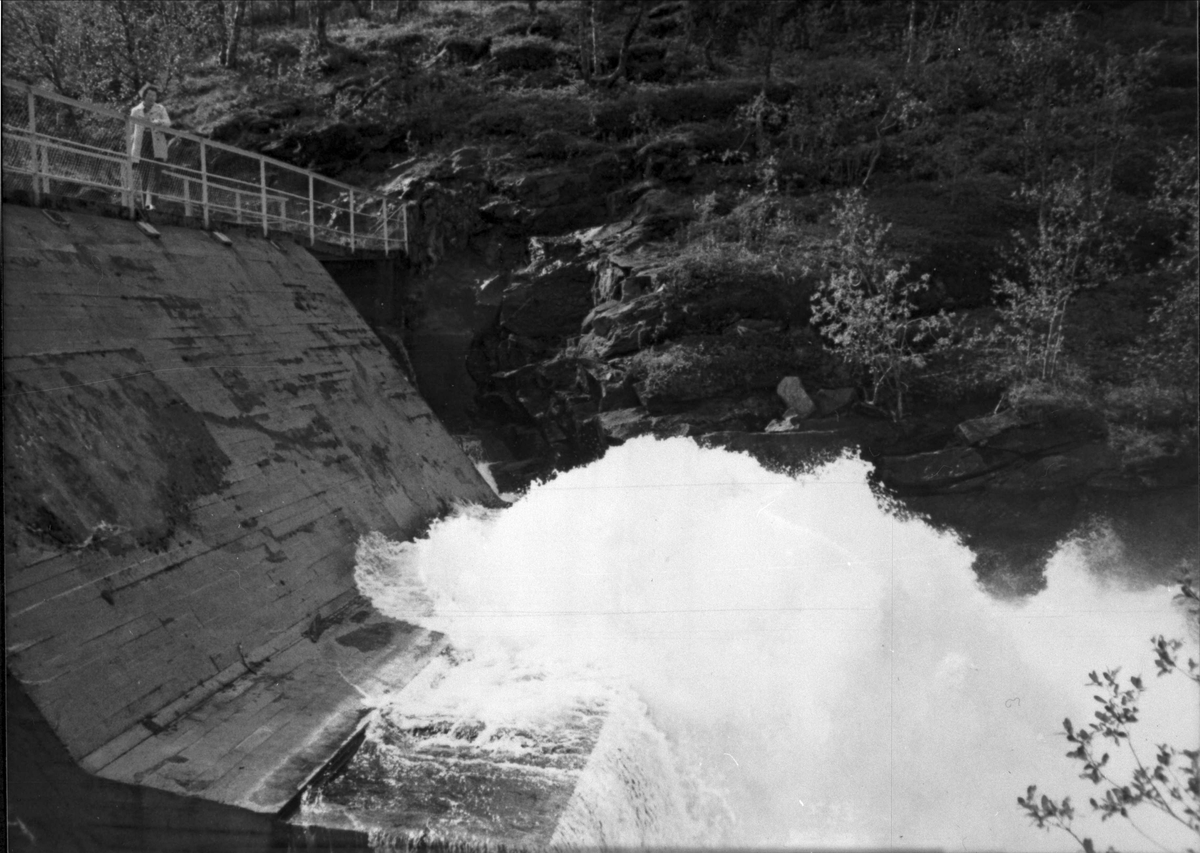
[129,102,171,161]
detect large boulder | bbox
[776,376,816,419]
[499,257,595,339]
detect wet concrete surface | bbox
[5,673,372,853]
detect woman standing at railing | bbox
[128,83,171,211]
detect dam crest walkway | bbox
[2,77,406,254]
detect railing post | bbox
[259,158,268,237]
[200,141,209,229]
[183,171,192,218]
[349,189,355,252]
[39,140,50,197]
[124,118,137,217]
[236,191,242,224]
[308,174,315,246]
[403,202,409,254]
[27,88,41,205]
[382,197,389,256]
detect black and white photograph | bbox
[3,1,1197,851]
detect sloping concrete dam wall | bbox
[3,203,500,813]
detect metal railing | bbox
[1,78,406,255]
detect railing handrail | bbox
[1,76,405,254]
[1,77,388,203]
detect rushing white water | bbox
[354,436,1199,850]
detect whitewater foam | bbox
[348,436,1198,850]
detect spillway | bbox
[3,203,499,814]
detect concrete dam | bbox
[2,202,510,825]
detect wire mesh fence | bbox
[1,78,406,255]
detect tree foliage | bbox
[979,166,1119,393]
[1,0,217,104]
[217,0,251,68]
[811,189,950,420]
[0,0,386,102]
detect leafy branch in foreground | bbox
[1019,580,1200,853]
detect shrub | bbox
[779,74,885,187]
[1003,362,1095,415]
[1102,380,1190,431]
[811,189,950,419]
[1107,423,1173,465]
[999,11,1155,191]
[1141,144,1200,400]
[980,166,1120,391]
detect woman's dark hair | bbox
[138,83,161,100]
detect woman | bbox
[128,83,171,210]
